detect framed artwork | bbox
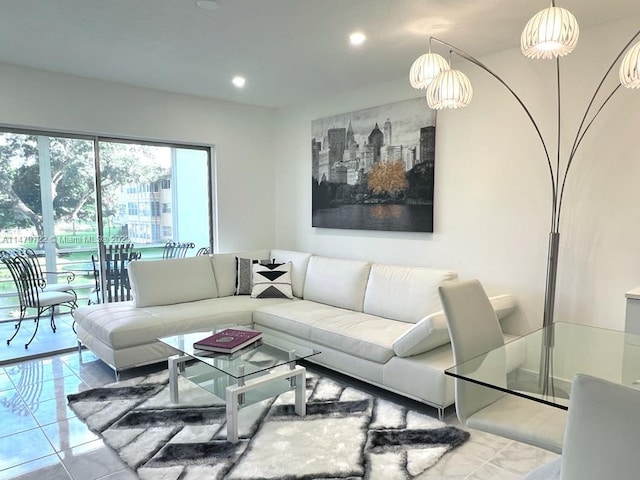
[311,97,436,232]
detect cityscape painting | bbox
[311,97,436,232]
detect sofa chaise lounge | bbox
[73,249,522,418]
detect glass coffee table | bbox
[158,330,320,443]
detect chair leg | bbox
[6,310,25,346]
[50,307,56,333]
[24,311,42,349]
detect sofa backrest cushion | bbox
[128,255,218,308]
[210,250,271,298]
[303,255,371,312]
[363,263,458,323]
[271,249,312,298]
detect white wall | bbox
[274,17,640,333]
[0,63,276,253]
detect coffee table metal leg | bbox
[168,354,189,404]
[225,387,240,443]
[224,365,308,444]
[294,366,306,416]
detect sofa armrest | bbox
[392,294,517,357]
[489,294,517,321]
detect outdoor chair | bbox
[196,246,211,256]
[104,243,135,257]
[439,279,566,453]
[162,241,195,259]
[89,249,141,304]
[0,251,77,348]
[3,247,76,295]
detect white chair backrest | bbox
[561,374,640,480]
[439,279,507,422]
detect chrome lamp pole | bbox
[410,4,640,395]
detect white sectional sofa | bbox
[73,249,522,418]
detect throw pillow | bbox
[235,257,272,295]
[251,262,294,299]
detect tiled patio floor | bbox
[0,313,78,366]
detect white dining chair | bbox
[439,279,566,453]
[524,373,640,479]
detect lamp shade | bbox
[426,69,473,110]
[409,52,450,89]
[620,40,640,89]
[521,6,579,59]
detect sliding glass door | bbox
[0,132,98,319]
[96,140,210,262]
[0,129,213,323]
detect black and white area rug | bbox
[67,370,469,479]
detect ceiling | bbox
[1,0,639,108]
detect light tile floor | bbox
[0,313,78,366]
[0,325,559,479]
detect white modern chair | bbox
[439,279,566,453]
[524,373,640,479]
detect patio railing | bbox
[0,245,166,322]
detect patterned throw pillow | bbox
[250,262,294,299]
[235,257,272,295]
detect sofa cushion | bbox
[303,256,371,312]
[363,263,457,324]
[308,312,413,363]
[271,249,312,298]
[251,262,293,299]
[392,294,519,357]
[210,250,271,297]
[253,300,352,339]
[75,296,292,350]
[128,256,218,308]
[73,302,158,348]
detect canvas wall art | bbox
[311,97,436,232]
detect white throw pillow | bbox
[250,262,293,299]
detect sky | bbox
[311,97,436,149]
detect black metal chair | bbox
[0,251,77,348]
[89,249,141,304]
[162,241,195,259]
[196,246,211,256]
[4,248,76,295]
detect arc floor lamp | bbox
[410,1,640,394]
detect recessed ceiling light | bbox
[196,0,219,11]
[232,76,246,88]
[349,32,366,46]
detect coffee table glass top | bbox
[159,330,320,379]
[445,321,640,410]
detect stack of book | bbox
[193,328,263,354]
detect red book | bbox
[193,328,263,353]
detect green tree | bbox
[406,161,435,203]
[0,133,165,244]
